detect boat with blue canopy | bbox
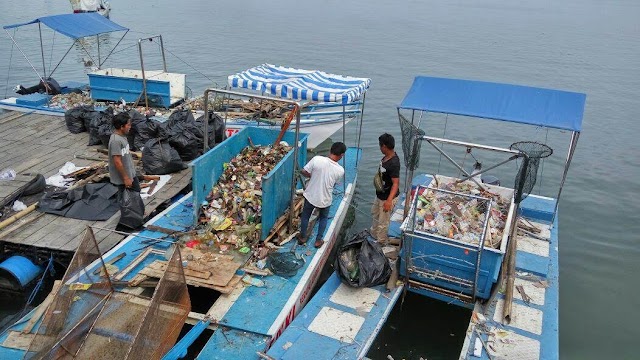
[268,76,585,359]
[0,78,368,358]
[0,14,370,150]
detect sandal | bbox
[314,239,324,248]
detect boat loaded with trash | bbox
[268,76,585,360]
[0,14,367,150]
[0,73,369,358]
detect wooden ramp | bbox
[0,110,192,264]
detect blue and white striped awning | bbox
[228,64,370,104]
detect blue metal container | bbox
[190,127,308,240]
[399,178,515,300]
[88,68,186,108]
[0,255,43,290]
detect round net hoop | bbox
[510,141,553,203]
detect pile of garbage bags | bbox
[64,106,226,174]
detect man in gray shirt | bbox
[109,113,140,192]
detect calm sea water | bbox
[1,1,639,359]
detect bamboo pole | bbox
[502,214,520,323]
[0,203,38,231]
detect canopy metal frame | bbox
[3,22,128,87]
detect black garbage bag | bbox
[142,138,187,175]
[133,118,168,151]
[335,230,391,288]
[166,110,204,161]
[195,111,226,146]
[97,122,115,147]
[86,107,114,146]
[64,105,94,134]
[127,109,147,150]
[166,109,195,129]
[267,252,305,278]
[118,188,145,229]
[38,182,120,221]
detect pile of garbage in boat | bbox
[411,178,511,248]
[197,143,292,251]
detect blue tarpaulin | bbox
[399,76,586,132]
[3,13,128,40]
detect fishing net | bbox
[398,113,426,171]
[510,141,553,203]
[267,252,304,278]
[24,227,190,360]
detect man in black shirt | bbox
[370,133,400,244]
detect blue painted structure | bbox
[88,73,172,108]
[399,181,512,300]
[0,255,43,288]
[267,273,403,360]
[190,127,308,240]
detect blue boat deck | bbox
[459,194,558,360]
[266,273,402,360]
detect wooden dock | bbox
[0,110,192,265]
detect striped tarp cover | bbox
[228,64,371,104]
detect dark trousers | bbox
[114,176,141,193]
[299,198,330,241]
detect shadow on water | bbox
[366,292,471,360]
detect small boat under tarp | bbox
[271,76,585,360]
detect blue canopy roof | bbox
[399,76,586,132]
[228,64,370,104]
[3,13,128,40]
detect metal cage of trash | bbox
[404,185,493,302]
[24,227,190,360]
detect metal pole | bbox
[342,103,346,194]
[38,23,46,79]
[4,29,45,83]
[96,35,101,68]
[49,41,76,77]
[203,89,210,152]
[355,94,366,160]
[455,155,520,184]
[137,38,148,108]
[552,131,580,222]
[425,139,485,189]
[158,35,167,72]
[101,30,129,67]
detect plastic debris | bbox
[410,179,511,248]
[242,275,265,287]
[0,168,16,180]
[12,200,27,212]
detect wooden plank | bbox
[1,331,35,350]
[114,247,154,281]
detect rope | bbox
[4,29,16,99]
[161,44,216,84]
[48,31,56,76]
[22,254,55,315]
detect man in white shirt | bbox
[298,142,346,248]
